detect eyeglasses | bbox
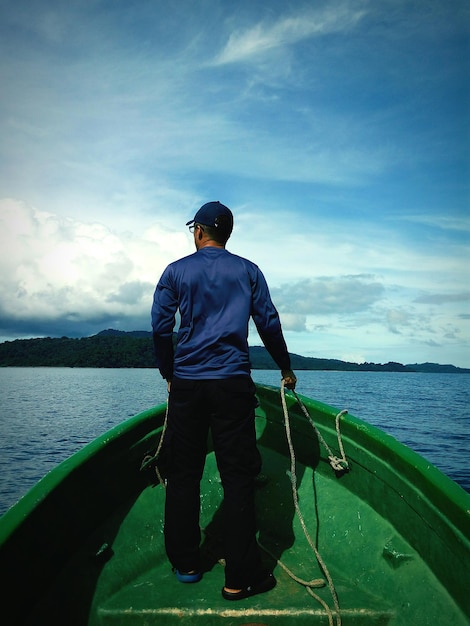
[189,223,204,233]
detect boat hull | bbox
[0,384,469,624]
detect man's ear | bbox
[198,230,203,240]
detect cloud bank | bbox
[0,199,192,336]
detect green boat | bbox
[1,384,469,625]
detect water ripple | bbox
[0,367,468,515]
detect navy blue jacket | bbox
[151,247,290,380]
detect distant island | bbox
[0,329,468,373]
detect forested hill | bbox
[0,329,468,373]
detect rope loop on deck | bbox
[280,380,346,626]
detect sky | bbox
[0,0,469,368]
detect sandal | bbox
[222,573,276,600]
[174,569,202,583]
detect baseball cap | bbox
[186,201,233,234]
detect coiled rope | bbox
[280,380,348,626]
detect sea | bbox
[0,367,469,516]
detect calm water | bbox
[0,367,469,516]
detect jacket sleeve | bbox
[151,267,178,380]
[250,267,291,371]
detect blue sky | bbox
[0,0,469,368]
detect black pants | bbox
[163,377,266,588]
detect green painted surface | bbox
[0,385,469,625]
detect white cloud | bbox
[401,214,470,233]
[213,3,367,65]
[271,275,385,316]
[1,197,469,367]
[0,198,193,334]
[414,292,470,305]
[278,313,307,332]
[386,308,413,333]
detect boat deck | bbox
[27,443,467,625]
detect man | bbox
[151,201,296,600]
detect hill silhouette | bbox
[0,329,468,373]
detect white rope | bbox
[281,380,343,626]
[153,403,168,488]
[291,390,349,472]
[258,541,325,588]
[261,536,335,626]
[140,398,169,488]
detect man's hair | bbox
[202,214,232,244]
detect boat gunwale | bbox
[1,385,469,542]
[0,404,167,543]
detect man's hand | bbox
[281,369,297,390]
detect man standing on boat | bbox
[151,201,296,600]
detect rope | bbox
[280,380,345,626]
[291,389,349,472]
[140,398,169,488]
[259,540,335,626]
[258,541,325,589]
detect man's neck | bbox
[197,239,225,250]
